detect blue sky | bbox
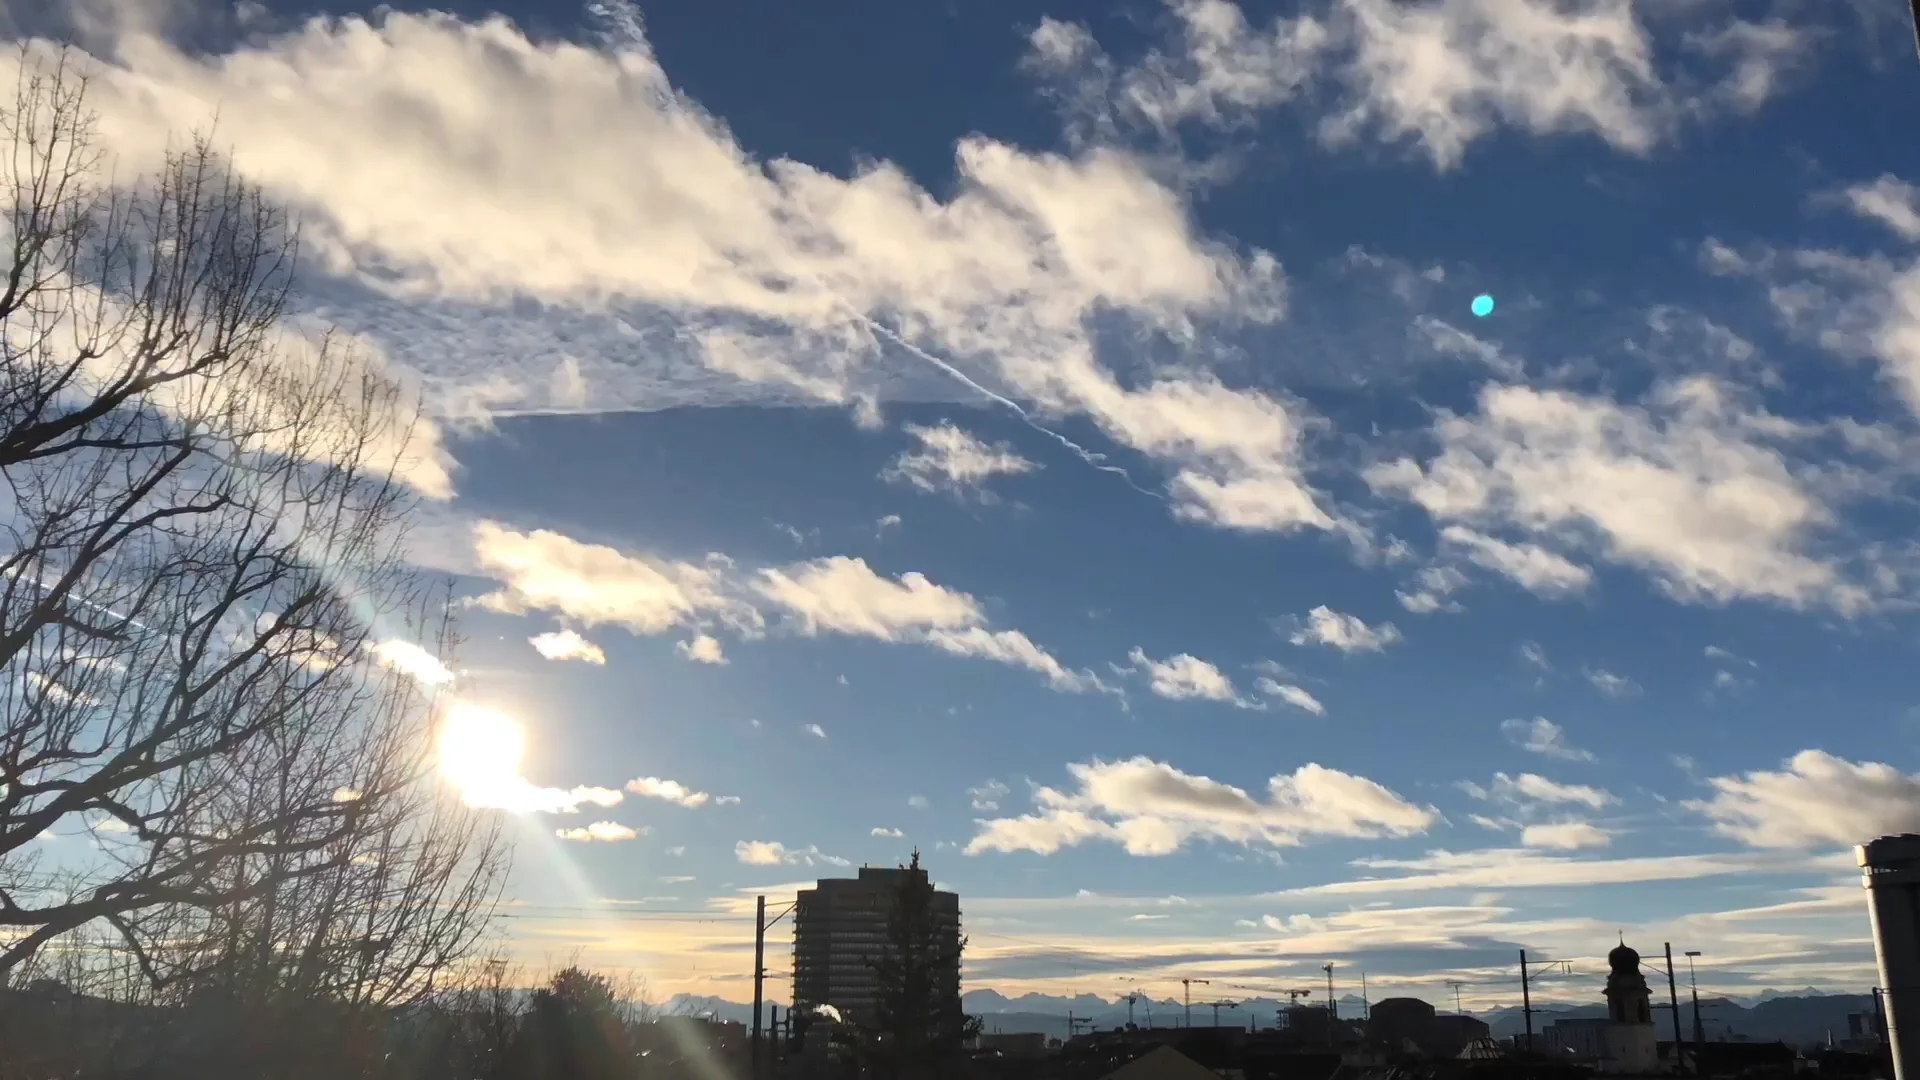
[18,0,1920,1010]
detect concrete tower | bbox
[1861,835,1920,1080]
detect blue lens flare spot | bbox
[1471,294,1495,318]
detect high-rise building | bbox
[1861,834,1920,1080]
[791,863,961,1028]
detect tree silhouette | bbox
[512,966,635,1080]
[868,850,979,1079]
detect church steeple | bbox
[1604,940,1654,1026]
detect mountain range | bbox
[659,989,1880,1048]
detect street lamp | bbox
[1685,952,1706,1053]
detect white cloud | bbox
[1521,821,1612,850]
[1501,718,1594,762]
[1323,0,1667,170]
[756,557,980,640]
[1273,846,1815,897]
[735,840,847,867]
[736,840,793,866]
[1027,0,1327,142]
[883,421,1037,498]
[1257,678,1326,716]
[471,522,759,636]
[1366,380,1868,613]
[1120,648,1243,704]
[625,777,714,809]
[1519,642,1550,670]
[967,756,1436,857]
[1288,605,1401,652]
[556,821,644,843]
[804,723,827,739]
[758,557,1103,691]
[1396,565,1468,613]
[370,639,456,686]
[927,627,1110,693]
[908,795,931,810]
[1469,771,1615,811]
[36,8,1348,541]
[1689,751,1920,849]
[1440,525,1592,597]
[1585,667,1639,698]
[1846,175,1920,242]
[676,634,728,665]
[872,827,904,838]
[530,627,607,664]
[969,781,1011,812]
[1684,19,1808,114]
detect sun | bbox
[436,701,529,805]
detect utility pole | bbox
[1665,943,1687,1075]
[751,894,797,1079]
[1324,962,1337,1048]
[1182,978,1211,1027]
[1685,951,1706,1051]
[753,895,765,1063]
[1518,951,1573,1055]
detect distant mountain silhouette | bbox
[661,988,1878,1049]
[1481,994,1879,1049]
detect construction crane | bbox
[1181,978,1211,1027]
[1445,980,1468,1015]
[1204,1000,1240,1027]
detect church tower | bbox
[1601,938,1660,1072]
[1605,939,1654,1025]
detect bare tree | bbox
[0,42,495,1004]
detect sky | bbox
[11,0,1920,1014]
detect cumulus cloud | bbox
[872,827,904,838]
[1466,771,1615,811]
[927,627,1113,694]
[26,7,1359,540]
[1585,667,1640,698]
[1257,678,1326,716]
[530,628,606,664]
[1689,751,1920,849]
[1847,175,1920,242]
[1521,821,1612,850]
[735,840,848,867]
[756,557,981,639]
[1026,0,1327,143]
[1119,648,1244,704]
[804,723,827,739]
[471,522,759,636]
[883,422,1037,499]
[967,756,1436,857]
[758,557,1105,691]
[1288,606,1402,652]
[625,777,716,809]
[1367,380,1871,613]
[1501,718,1594,762]
[371,639,456,686]
[969,780,1011,812]
[676,634,728,664]
[556,821,644,843]
[1440,526,1593,597]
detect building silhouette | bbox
[791,863,960,1028]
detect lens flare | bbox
[437,701,529,801]
[1471,294,1495,318]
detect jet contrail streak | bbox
[853,316,1165,501]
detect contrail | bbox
[854,316,1165,501]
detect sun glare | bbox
[437,701,529,804]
